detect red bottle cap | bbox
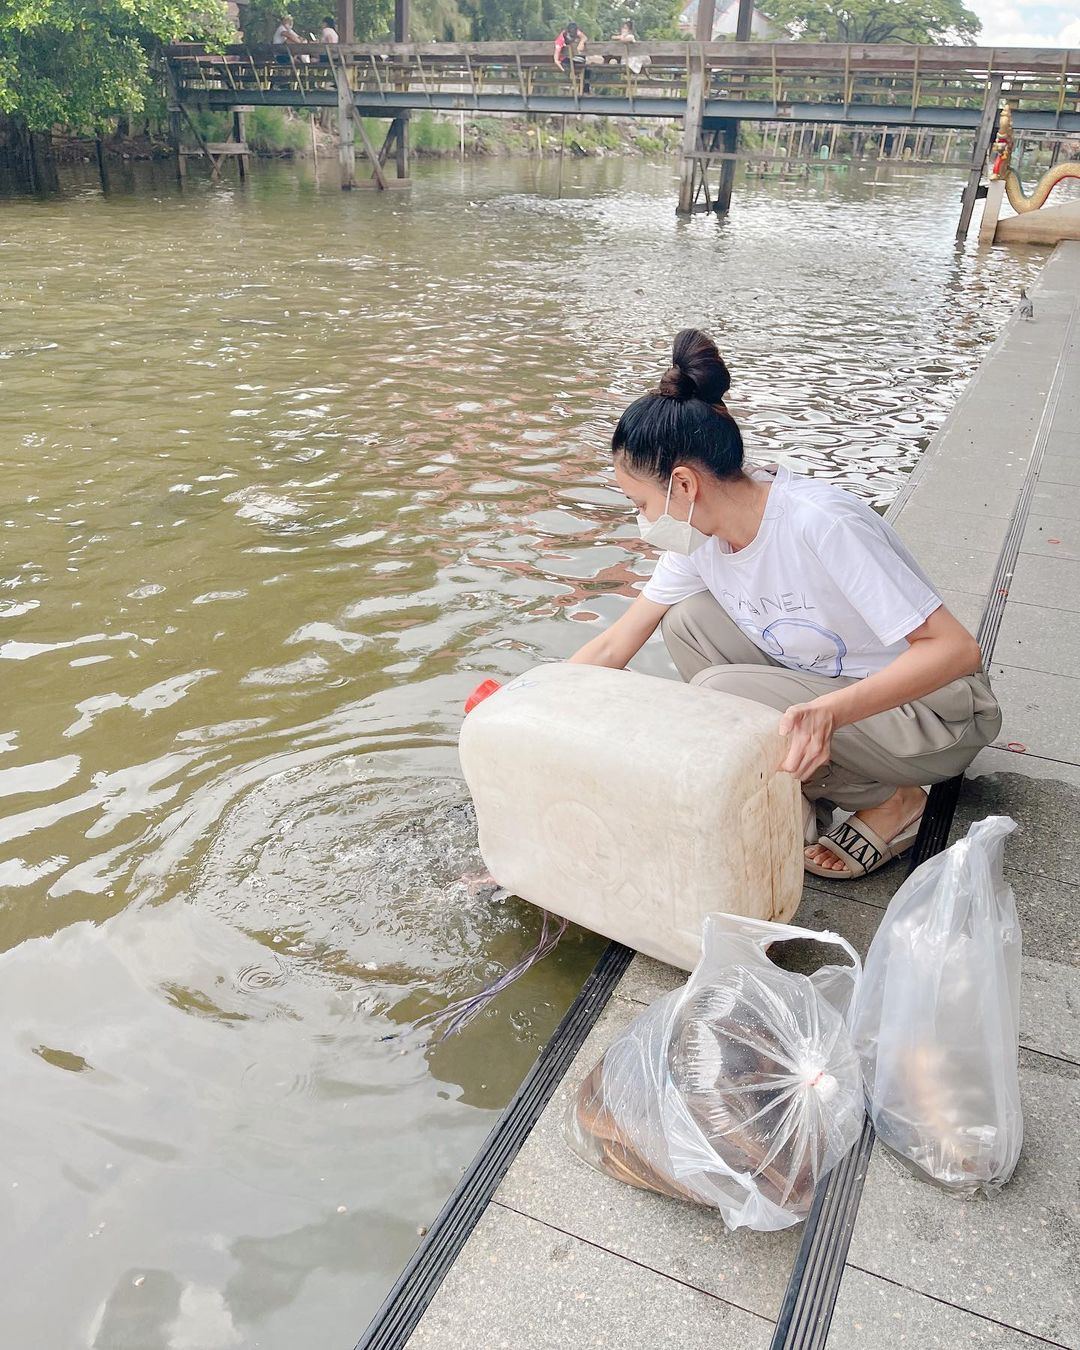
[465,679,502,714]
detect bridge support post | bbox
[391,117,410,179]
[677,0,714,214]
[335,63,356,189]
[233,108,249,182]
[979,178,1006,244]
[393,0,410,178]
[164,63,186,186]
[957,73,1003,239]
[168,109,186,184]
[714,118,739,214]
[677,45,706,214]
[679,0,750,215]
[713,0,752,215]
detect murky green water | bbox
[0,153,1044,1348]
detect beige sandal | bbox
[804,795,926,880]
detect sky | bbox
[969,0,1080,46]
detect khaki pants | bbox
[662,592,1002,811]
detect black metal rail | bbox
[355,941,635,1350]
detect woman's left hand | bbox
[777,700,837,781]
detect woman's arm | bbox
[568,593,670,669]
[778,606,983,780]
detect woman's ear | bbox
[670,465,700,501]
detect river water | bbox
[0,153,1043,1349]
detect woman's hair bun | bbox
[657,328,731,405]
[657,364,695,399]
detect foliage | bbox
[248,104,312,149]
[765,0,981,45]
[189,103,312,150]
[0,0,684,138]
[409,108,461,149]
[411,0,473,40]
[460,0,682,41]
[0,0,233,132]
[242,0,394,41]
[562,115,621,148]
[596,0,684,41]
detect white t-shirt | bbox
[272,23,294,43]
[641,465,942,681]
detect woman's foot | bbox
[805,785,926,874]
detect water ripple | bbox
[0,156,1046,1349]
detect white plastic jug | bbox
[458,663,802,970]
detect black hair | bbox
[565,21,579,37]
[323,15,335,23]
[612,328,743,483]
[622,18,634,30]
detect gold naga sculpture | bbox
[989,103,1080,212]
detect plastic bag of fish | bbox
[564,913,865,1232]
[851,815,1023,1196]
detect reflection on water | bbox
[0,154,1044,1346]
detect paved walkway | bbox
[408,242,1080,1350]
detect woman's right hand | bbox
[568,594,669,668]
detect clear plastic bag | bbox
[564,913,865,1232]
[851,816,1023,1196]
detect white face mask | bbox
[637,476,709,555]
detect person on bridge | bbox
[610,19,649,76]
[568,329,1001,881]
[554,22,591,92]
[272,13,305,62]
[320,15,339,41]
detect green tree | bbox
[241,0,395,42]
[595,0,683,39]
[459,0,566,41]
[411,0,474,40]
[459,0,681,40]
[765,0,981,44]
[0,0,233,133]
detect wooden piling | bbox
[392,116,410,180]
[334,61,356,189]
[94,128,110,193]
[957,73,1003,239]
[713,0,753,214]
[676,0,714,216]
[164,62,186,186]
[713,120,739,213]
[393,0,410,176]
[233,108,248,181]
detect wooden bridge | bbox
[163,40,1080,227]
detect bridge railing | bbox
[164,41,691,107]
[164,42,1080,118]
